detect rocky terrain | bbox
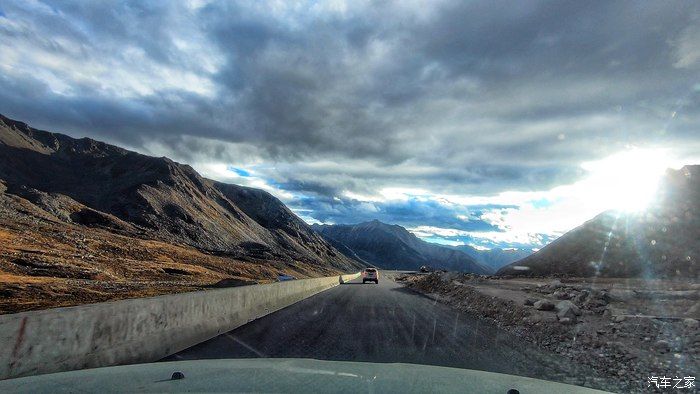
[398,272,699,393]
[312,220,491,274]
[498,165,700,279]
[0,114,362,314]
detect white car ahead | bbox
[362,268,379,284]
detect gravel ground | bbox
[398,272,700,393]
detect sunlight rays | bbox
[580,148,673,212]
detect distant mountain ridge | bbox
[312,220,491,274]
[498,165,700,278]
[449,245,533,272]
[0,114,362,274]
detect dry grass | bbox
[0,205,341,314]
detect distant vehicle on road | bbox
[419,265,433,273]
[362,268,379,284]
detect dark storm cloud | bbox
[1,0,699,247]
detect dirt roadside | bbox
[396,272,699,393]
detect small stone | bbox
[549,279,562,288]
[558,317,573,325]
[523,298,535,306]
[613,315,626,323]
[654,340,671,352]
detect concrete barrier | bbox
[0,272,360,380]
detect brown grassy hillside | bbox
[0,115,362,314]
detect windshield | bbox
[0,1,698,393]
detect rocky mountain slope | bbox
[0,114,361,312]
[498,165,699,278]
[312,220,491,274]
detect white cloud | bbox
[195,163,296,201]
[406,148,687,248]
[1,0,699,252]
[0,2,222,98]
[673,23,700,68]
[409,226,471,238]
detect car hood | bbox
[0,358,611,393]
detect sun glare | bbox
[580,148,672,212]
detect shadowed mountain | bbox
[498,165,700,278]
[0,114,361,277]
[312,220,491,274]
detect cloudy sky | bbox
[1,1,699,249]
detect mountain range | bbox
[1,111,696,314]
[498,165,700,278]
[0,114,362,312]
[449,245,533,272]
[312,220,492,274]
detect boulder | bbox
[683,318,699,329]
[689,302,700,315]
[534,299,555,311]
[555,300,581,319]
[549,279,563,289]
[574,290,590,303]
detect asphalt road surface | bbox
[163,273,602,387]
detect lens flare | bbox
[580,148,672,212]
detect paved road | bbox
[163,273,600,386]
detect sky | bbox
[1,1,699,250]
